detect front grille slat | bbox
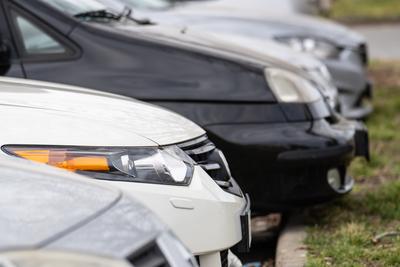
[215,180,232,188]
[200,163,221,171]
[220,250,228,267]
[178,136,229,182]
[184,143,216,157]
[359,43,368,66]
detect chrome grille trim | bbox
[178,135,243,197]
[184,143,216,156]
[176,135,209,148]
[215,180,232,188]
[200,163,221,171]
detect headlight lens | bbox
[2,145,195,186]
[265,68,322,103]
[276,36,340,59]
[0,251,132,267]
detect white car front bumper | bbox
[100,166,250,267]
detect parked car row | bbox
[0,0,370,266]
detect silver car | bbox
[0,156,197,267]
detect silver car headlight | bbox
[276,36,341,59]
[0,251,132,267]
[264,68,322,103]
[2,145,195,186]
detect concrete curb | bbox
[275,213,307,267]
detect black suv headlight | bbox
[265,68,323,103]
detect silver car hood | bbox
[0,156,166,258]
[0,78,205,147]
[210,33,325,71]
[0,157,120,250]
[144,2,365,47]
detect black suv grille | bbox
[359,43,369,66]
[220,250,229,267]
[128,241,169,267]
[178,135,242,197]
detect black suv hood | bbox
[95,21,303,73]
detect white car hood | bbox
[0,78,205,147]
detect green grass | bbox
[305,61,400,267]
[329,0,400,22]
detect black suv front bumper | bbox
[206,117,369,212]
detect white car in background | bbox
[127,0,330,15]
[0,77,250,267]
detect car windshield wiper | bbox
[74,9,121,21]
[74,7,154,25]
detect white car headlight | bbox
[2,145,195,186]
[265,68,322,103]
[276,36,340,59]
[0,251,132,267]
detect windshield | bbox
[39,0,124,17]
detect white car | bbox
[0,77,250,267]
[127,0,326,15]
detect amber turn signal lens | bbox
[12,149,110,172]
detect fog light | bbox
[327,168,341,191]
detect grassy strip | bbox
[305,61,400,267]
[329,0,400,23]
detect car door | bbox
[2,1,81,81]
[0,0,24,77]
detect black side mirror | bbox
[0,39,11,75]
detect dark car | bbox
[116,0,373,119]
[0,0,369,212]
[0,156,197,267]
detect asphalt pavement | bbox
[351,23,400,60]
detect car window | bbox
[15,15,66,55]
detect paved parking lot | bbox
[351,23,400,60]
